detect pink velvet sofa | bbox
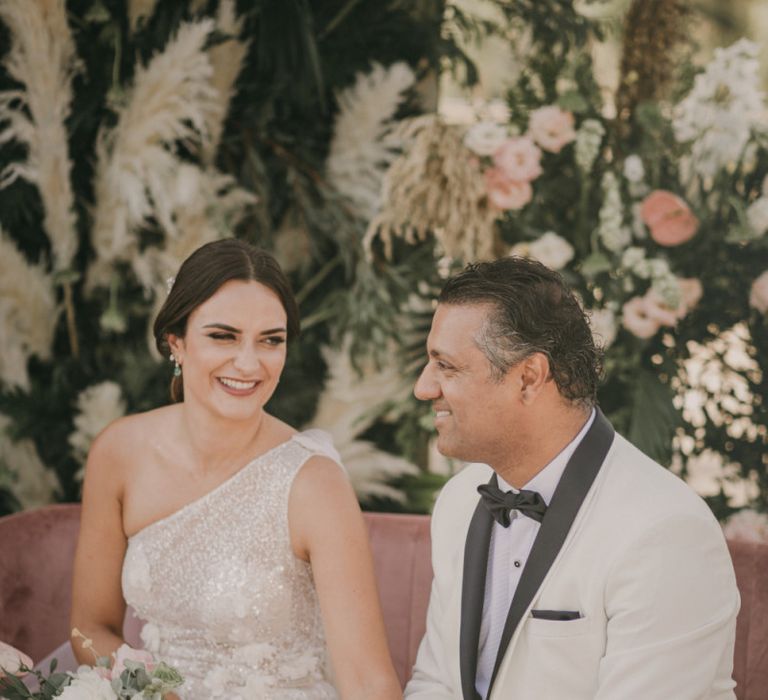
[0,504,766,697]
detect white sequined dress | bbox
[122,431,341,699]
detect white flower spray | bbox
[597,172,631,253]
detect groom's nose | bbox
[414,363,440,401]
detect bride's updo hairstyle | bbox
[153,239,300,402]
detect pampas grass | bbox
[0,229,58,390]
[0,415,59,508]
[326,62,414,221]
[88,19,221,290]
[0,0,79,272]
[128,0,158,32]
[311,336,417,501]
[131,163,255,355]
[202,0,248,164]
[365,115,497,261]
[69,381,126,476]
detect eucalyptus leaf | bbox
[628,370,681,465]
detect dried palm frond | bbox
[0,229,58,390]
[615,0,690,135]
[88,19,220,291]
[202,0,249,164]
[326,61,414,221]
[365,115,496,261]
[0,0,79,272]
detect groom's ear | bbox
[518,352,550,404]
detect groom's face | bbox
[415,303,522,465]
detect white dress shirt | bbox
[475,409,595,699]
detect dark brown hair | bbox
[439,256,603,407]
[153,239,299,402]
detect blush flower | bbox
[528,105,576,153]
[621,296,661,339]
[493,136,542,182]
[484,167,533,210]
[0,642,32,675]
[749,270,768,313]
[640,190,699,246]
[111,644,155,679]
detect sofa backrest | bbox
[0,504,766,696]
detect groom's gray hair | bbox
[438,257,603,407]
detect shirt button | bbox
[514,560,522,568]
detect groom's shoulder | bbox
[602,431,718,525]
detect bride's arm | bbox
[70,423,130,664]
[289,457,401,700]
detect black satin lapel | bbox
[460,477,496,700]
[487,409,615,694]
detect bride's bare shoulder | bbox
[86,404,180,473]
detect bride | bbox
[70,239,401,699]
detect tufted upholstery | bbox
[1,504,766,695]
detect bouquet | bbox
[0,632,182,700]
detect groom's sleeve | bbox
[595,513,740,699]
[404,495,461,699]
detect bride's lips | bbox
[216,377,262,396]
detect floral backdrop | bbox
[0,0,766,532]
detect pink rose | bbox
[484,167,533,210]
[528,105,576,153]
[493,136,542,182]
[111,644,155,679]
[621,296,661,339]
[640,190,699,246]
[750,270,768,313]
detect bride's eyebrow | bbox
[203,323,240,333]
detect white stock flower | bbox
[574,119,604,172]
[527,232,574,270]
[597,172,631,253]
[673,39,764,179]
[588,308,617,348]
[69,381,126,469]
[620,246,646,272]
[57,668,115,700]
[623,155,645,183]
[463,121,507,157]
[746,197,768,238]
[723,509,768,543]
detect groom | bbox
[404,257,739,699]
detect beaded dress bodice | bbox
[122,432,340,700]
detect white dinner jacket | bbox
[405,411,740,700]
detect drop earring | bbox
[172,355,182,377]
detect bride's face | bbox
[168,279,288,422]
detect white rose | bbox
[746,197,768,238]
[587,308,617,348]
[57,669,115,700]
[463,121,508,156]
[749,270,768,313]
[139,622,161,654]
[527,232,574,270]
[623,154,645,183]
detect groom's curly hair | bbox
[439,256,603,407]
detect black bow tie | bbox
[477,482,548,527]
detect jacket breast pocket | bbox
[525,613,591,638]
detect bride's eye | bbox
[208,332,236,341]
[264,336,286,346]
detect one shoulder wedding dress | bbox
[122,431,342,700]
